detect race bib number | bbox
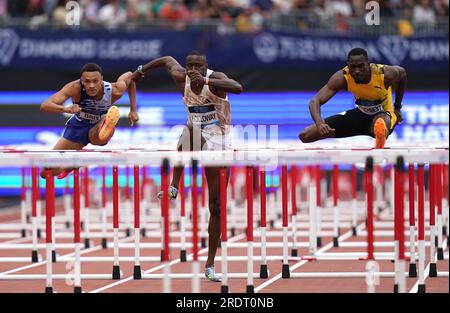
[357,104,383,115]
[356,99,383,115]
[77,111,102,122]
[189,105,219,128]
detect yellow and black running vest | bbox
[343,63,397,129]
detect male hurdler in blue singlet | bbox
[40,63,139,178]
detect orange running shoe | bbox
[99,106,120,141]
[374,118,387,149]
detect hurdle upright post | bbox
[365,157,374,261]
[64,174,71,229]
[161,158,171,292]
[73,169,82,293]
[308,165,318,256]
[44,169,54,293]
[220,166,229,293]
[408,163,417,277]
[395,156,406,293]
[417,164,426,292]
[436,164,444,260]
[315,165,322,247]
[191,159,200,293]
[31,167,39,262]
[246,166,255,292]
[133,165,142,279]
[83,167,90,248]
[351,165,358,236]
[281,164,290,278]
[111,166,121,280]
[20,167,27,237]
[332,164,340,247]
[290,165,299,256]
[429,164,437,277]
[179,169,187,262]
[125,166,131,237]
[259,166,268,278]
[101,166,108,249]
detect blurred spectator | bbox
[272,0,294,14]
[7,0,29,17]
[235,7,254,32]
[0,0,447,34]
[52,0,69,24]
[249,5,264,30]
[335,12,350,32]
[352,0,365,17]
[292,0,310,10]
[232,0,252,9]
[98,0,127,28]
[127,0,153,21]
[159,0,190,21]
[434,0,449,16]
[413,0,436,26]
[380,0,395,17]
[253,0,274,12]
[311,0,332,26]
[43,0,58,16]
[150,0,165,18]
[0,0,8,18]
[329,0,353,17]
[398,18,415,36]
[389,0,403,16]
[26,0,44,17]
[401,0,415,17]
[190,0,210,22]
[81,0,100,25]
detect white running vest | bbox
[75,81,113,124]
[183,69,231,136]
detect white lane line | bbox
[0,236,135,276]
[409,237,448,293]
[90,233,247,293]
[254,223,364,293]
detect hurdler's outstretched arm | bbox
[132,56,186,90]
[112,71,139,126]
[40,81,81,114]
[384,65,407,124]
[308,70,346,136]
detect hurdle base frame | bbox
[112,265,121,280]
[429,263,438,277]
[418,284,426,293]
[133,265,142,280]
[408,263,417,277]
[260,264,268,278]
[282,264,290,278]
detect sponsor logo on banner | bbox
[377,35,410,65]
[253,32,448,65]
[0,29,20,66]
[0,28,163,66]
[253,33,279,63]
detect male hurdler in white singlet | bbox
[134,51,243,282]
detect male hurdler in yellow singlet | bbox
[299,48,406,149]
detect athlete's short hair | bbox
[81,63,103,75]
[187,50,206,58]
[347,48,368,61]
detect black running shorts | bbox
[324,108,396,138]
